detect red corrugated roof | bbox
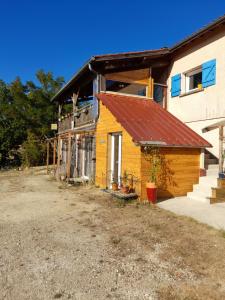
[97,93,211,148]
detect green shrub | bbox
[21,132,46,167]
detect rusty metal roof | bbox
[97,92,211,148]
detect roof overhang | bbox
[171,14,225,53]
[51,48,170,103]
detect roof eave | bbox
[51,56,96,102]
[136,141,212,148]
[170,14,225,53]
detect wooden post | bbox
[72,93,78,114]
[67,133,72,179]
[163,86,167,110]
[219,126,224,173]
[57,136,61,180]
[147,68,154,99]
[46,141,49,174]
[53,138,56,168]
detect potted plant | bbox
[111,178,118,191]
[128,174,134,193]
[121,170,129,194]
[145,147,162,203]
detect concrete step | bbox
[187,189,211,198]
[199,176,217,185]
[187,194,210,204]
[206,169,219,176]
[192,185,214,196]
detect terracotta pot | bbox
[112,182,118,191]
[122,186,129,194]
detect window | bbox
[185,67,202,92]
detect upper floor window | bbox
[185,67,202,92]
[171,59,216,98]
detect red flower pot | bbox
[146,182,157,203]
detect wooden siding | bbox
[140,147,201,200]
[95,102,142,195]
[105,68,149,85]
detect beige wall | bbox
[167,29,225,158]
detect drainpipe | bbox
[88,63,100,122]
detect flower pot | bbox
[122,186,129,194]
[112,182,118,191]
[146,182,157,203]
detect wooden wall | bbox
[96,101,201,201]
[140,147,201,200]
[95,102,142,194]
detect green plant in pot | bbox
[144,146,162,203]
[122,170,129,194]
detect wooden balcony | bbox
[58,103,97,133]
[58,114,73,133]
[74,103,96,128]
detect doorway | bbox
[108,133,122,187]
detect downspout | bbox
[88,62,100,123]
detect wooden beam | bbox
[219,126,224,173]
[163,86,168,110]
[67,133,72,179]
[147,68,154,99]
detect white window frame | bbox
[185,66,202,93]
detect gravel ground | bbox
[1,168,225,300]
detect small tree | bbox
[21,131,46,167]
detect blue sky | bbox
[1,0,225,84]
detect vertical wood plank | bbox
[57,136,61,180]
[53,139,56,168]
[67,133,72,179]
[46,141,49,174]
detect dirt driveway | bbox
[1,168,225,300]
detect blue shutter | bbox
[202,59,216,88]
[171,74,181,97]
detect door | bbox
[109,133,122,187]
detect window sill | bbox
[179,88,204,97]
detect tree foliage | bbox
[0,70,64,167]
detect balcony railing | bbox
[58,103,97,133]
[74,103,96,128]
[58,114,73,133]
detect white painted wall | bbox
[167,29,225,159]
